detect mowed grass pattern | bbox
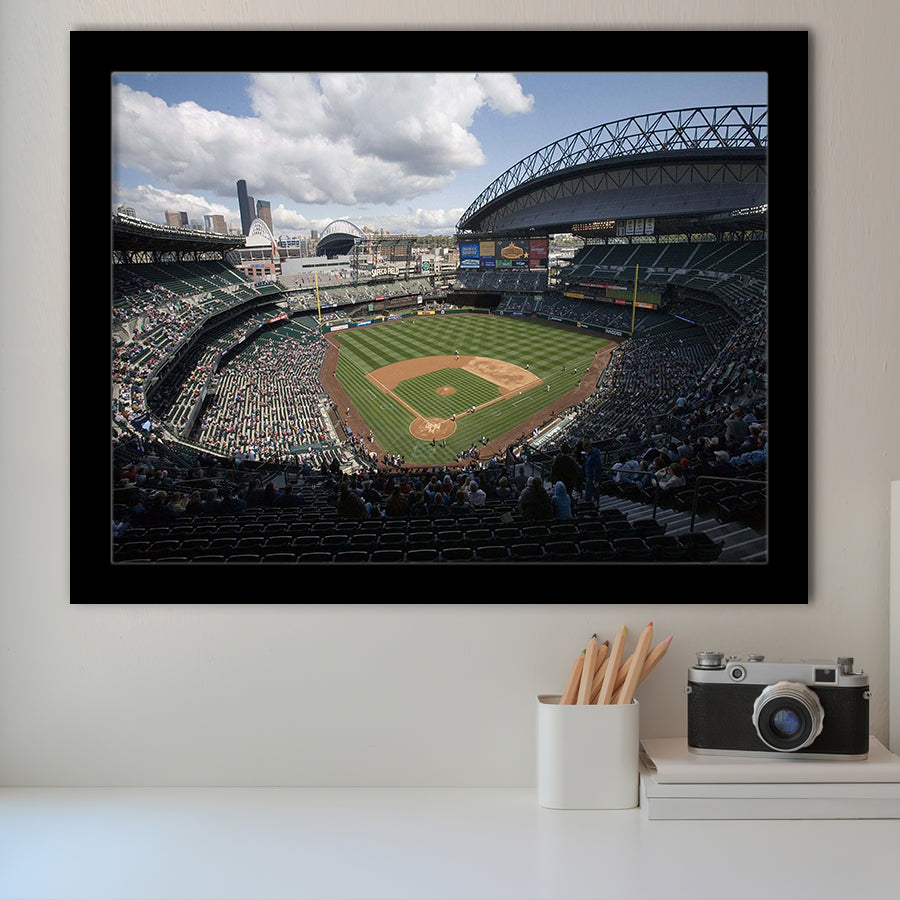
[394,368,499,420]
[334,313,607,463]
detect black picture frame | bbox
[76,29,809,603]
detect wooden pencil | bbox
[587,642,609,703]
[612,634,673,703]
[560,649,586,705]
[616,621,653,704]
[577,635,600,704]
[597,625,627,704]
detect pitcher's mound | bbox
[410,417,457,440]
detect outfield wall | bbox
[323,306,630,341]
[322,306,491,334]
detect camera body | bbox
[686,651,870,759]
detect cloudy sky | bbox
[111,70,768,238]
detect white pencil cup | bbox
[536,694,640,809]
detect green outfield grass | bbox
[333,312,608,464]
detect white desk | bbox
[1,787,898,900]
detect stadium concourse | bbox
[111,105,769,566]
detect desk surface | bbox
[1,786,898,900]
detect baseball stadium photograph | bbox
[97,32,806,593]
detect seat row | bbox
[115,510,660,549]
[113,519,663,561]
[114,531,724,564]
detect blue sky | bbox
[111,71,767,237]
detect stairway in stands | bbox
[592,494,768,563]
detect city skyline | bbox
[112,71,768,238]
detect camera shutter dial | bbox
[752,681,825,752]
[694,651,725,668]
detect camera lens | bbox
[752,681,825,752]
[770,708,802,738]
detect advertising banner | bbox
[530,237,548,262]
[457,236,549,269]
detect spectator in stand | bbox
[384,484,411,518]
[550,481,574,520]
[730,434,767,470]
[244,478,266,507]
[275,482,304,508]
[549,444,582,498]
[218,486,249,515]
[612,453,641,483]
[513,465,529,495]
[466,479,487,508]
[184,489,204,516]
[449,489,473,517]
[656,462,686,493]
[409,490,430,518]
[518,477,553,520]
[712,450,739,478]
[676,436,695,461]
[260,482,280,507]
[200,488,222,517]
[427,489,448,517]
[582,439,603,504]
[336,482,365,519]
[361,479,383,512]
[135,490,179,527]
[724,407,751,449]
[494,476,513,501]
[166,491,189,516]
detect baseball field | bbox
[322,312,612,465]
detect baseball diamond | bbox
[320,313,613,465]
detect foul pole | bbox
[315,271,322,328]
[630,264,639,334]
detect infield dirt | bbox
[319,315,616,467]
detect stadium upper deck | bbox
[456,105,767,239]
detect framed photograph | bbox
[76,30,808,601]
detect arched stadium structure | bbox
[316,219,367,258]
[111,105,772,569]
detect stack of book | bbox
[639,736,900,820]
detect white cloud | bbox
[113,182,241,231]
[112,72,534,214]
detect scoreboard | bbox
[458,236,549,270]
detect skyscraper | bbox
[165,210,188,228]
[204,214,228,234]
[256,199,273,234]
[236,179,252,236]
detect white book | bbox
[638,737,900,820]
[639,768,900,819]
[640,736,900,784]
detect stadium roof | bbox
[456,105,767,237]
[113,214,245,260]
[316,219,366,257]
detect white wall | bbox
[2,2,899,787]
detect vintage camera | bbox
[686,651,870,759]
